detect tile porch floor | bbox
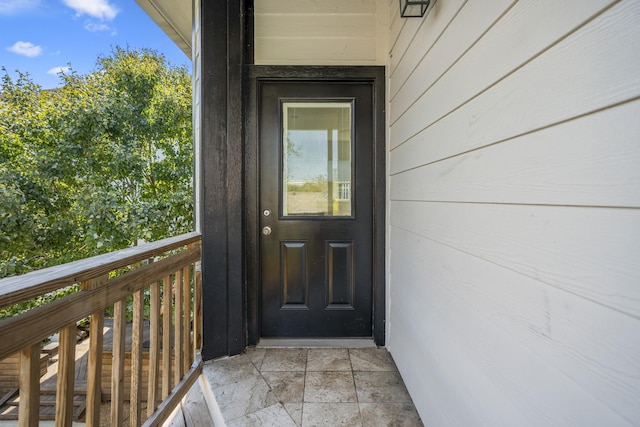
[200,347,423,426]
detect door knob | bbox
[262,226,272,236]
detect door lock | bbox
[262,226,272,236]
[263,209,271,217]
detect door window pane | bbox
[282,102,353,217]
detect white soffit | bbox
[136,0,192,58]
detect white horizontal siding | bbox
[254,0,386,65]
[390,198,640,318]
[391,226,638,426]
[257,14,375,38]
[255,37,377,64]
[390,100,640,208]
[387,0,640,425]
[392,203,640,393]
[391,0,633,147]
[390,0,508,101]
[255,0,375,14]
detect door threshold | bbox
[257,338,377,348]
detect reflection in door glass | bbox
[282,102,353,216]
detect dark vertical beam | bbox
[200,0,247,360]
[200,0,228,361]
[372,67,386,346]
[245,73,259,346]
[227,0,246,356]
[244,0,255,66]
[243,0,257,345]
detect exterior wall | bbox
[387,1,640,426]
[254,0,388,65]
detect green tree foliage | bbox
[0,47,193,278]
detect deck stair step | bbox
[0,388,86,421]
[42,342,59,356]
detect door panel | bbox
[259,81,374,338]
[281,241,308,307]
[326,241,355,308]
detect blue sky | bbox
[0,0,190,89]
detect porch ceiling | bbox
[135,0,192,57]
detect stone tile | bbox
[304,371,357,403]
[227,403,298,427]
[359,403,422,427]
[200,347,419,426]
[261,348,308,372]
[349,348,397,372]
[246,346,267,369]
[307,348,351,372]
[284,402,303,426]
[213,375,278,421]
[302,403,362,427]
[203,354,260,388]
[262,371,305,403]
[353,371,412,403]
[353,371,405,388]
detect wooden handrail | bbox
[142,356,202,427]
[0,232,202,426]
[0,246,200,361]
[0,231,201,309]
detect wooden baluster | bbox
[111,300,126,426]
[0,233,201,427]
[86,310,104,427]
[161,275,172,398]
[174,269,184,383]
[19,343,41,427]
[82,275,107,427]
[130,288,144,427]
[56,325,77,427]
[147,280,161,415]
[182,264,191,369]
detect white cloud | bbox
[7,41,43,57]
[84,20,111,32]
[62,0,118,21]
[0,0,41,14]
[47,66,71,75]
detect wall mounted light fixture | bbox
[399,0,430,17]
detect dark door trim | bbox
[245,66,386,346]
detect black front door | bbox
[259,81,374,338]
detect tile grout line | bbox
[260,348,303,426]
[300,348,308,426]
[210,347,419,426]
[350,349,366,426]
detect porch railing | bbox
[0,232,202,427]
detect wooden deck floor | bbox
[0,334,92,422]
[0,319,154,423]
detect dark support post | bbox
[200,0,248,360]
